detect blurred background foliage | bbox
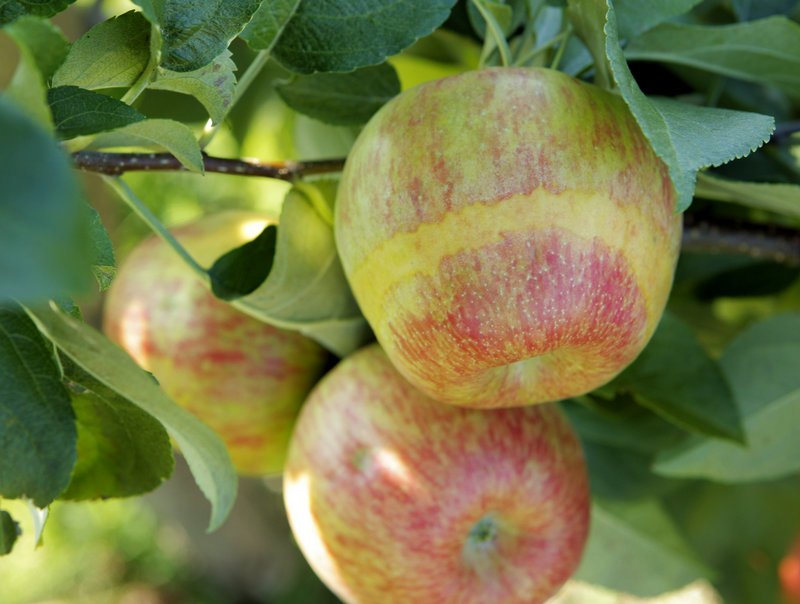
[2,0,800,603]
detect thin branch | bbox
[72,150,800,266]
[72,150,346,181]
[682,213,800,267]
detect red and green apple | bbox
[283,344,590,604]
[335,67,682,408]
[103,211,329,475]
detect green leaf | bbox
[48,85,146,140]
[240,0,300,50]
[85,204,116,291]
[562,398,687,499]
[562,397,687,455]
[59,355,174,501]
[648,98,773,176]
[655,313,800,482]
[0,302,77,508]
[695,171,800,221]
[272,0,458,74]
[149,51,236,125]
[4,15,69,126]
[580,441,684,500]
[665,479,800,604]
[613,0,703,38]
[232,184,373,357]
[0,510,20,555]
[729,0,800,21]
[575,497,713,597]
[85,118,204,173]
[0,96,92,301]
[208,225,277,300]
[575,0,775,212]
[466,0,521,38]
[51,10,151,91]
[4,14,69,81]
[0,0,75,26]
[612,312,744,443]
[276,63,401,126]
[567,0,614,89]
[625,17,800,101]
[24,302,237,532]
[132,0,262,72]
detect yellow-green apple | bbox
[335,67,682,408]
[103,211,329,475]
[283,344,590,604]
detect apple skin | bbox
[781,531,800,604]
[335,67,683,408]
[103,211,329,475]
[283,344,590,604]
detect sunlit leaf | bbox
[86,118,204,173]
[25,303,237,532]
[59,356,174,501]
[52,10,151,90]
[655,313,800,482]
[149,51,236,124]
[575,497,713,597]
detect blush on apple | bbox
[103,211,329,475]
[335,67,683,408]
[283,344,590,604]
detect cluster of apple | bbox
[104,67,682,604]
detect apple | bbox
[781,531,800,604]
[283,344,590,604]
[335,67,683,408]
[103,211,329,475]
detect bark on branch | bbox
[71,150,346,181]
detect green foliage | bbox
[0,0,75,25]
[230,183,372,357]
[271,0,459,73]
[240,0,299,51]
[0,96,91,301]
[52,10,151,90]
[1,1,799,600]
[613,0,704,38]
[86,118,204,171]
[48,85,146,139]
[209,224,278,299]
[131,0,261,72]
[626,17,800,100]
[60,355,174,500]
[576,497,713,597]
[276,63,402,126]
[656,313,800,482]
[25,302,237,532]
[0,302,77,507]
[611,312,743,443]
[148,51,237,124]
[0,509,20,555]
